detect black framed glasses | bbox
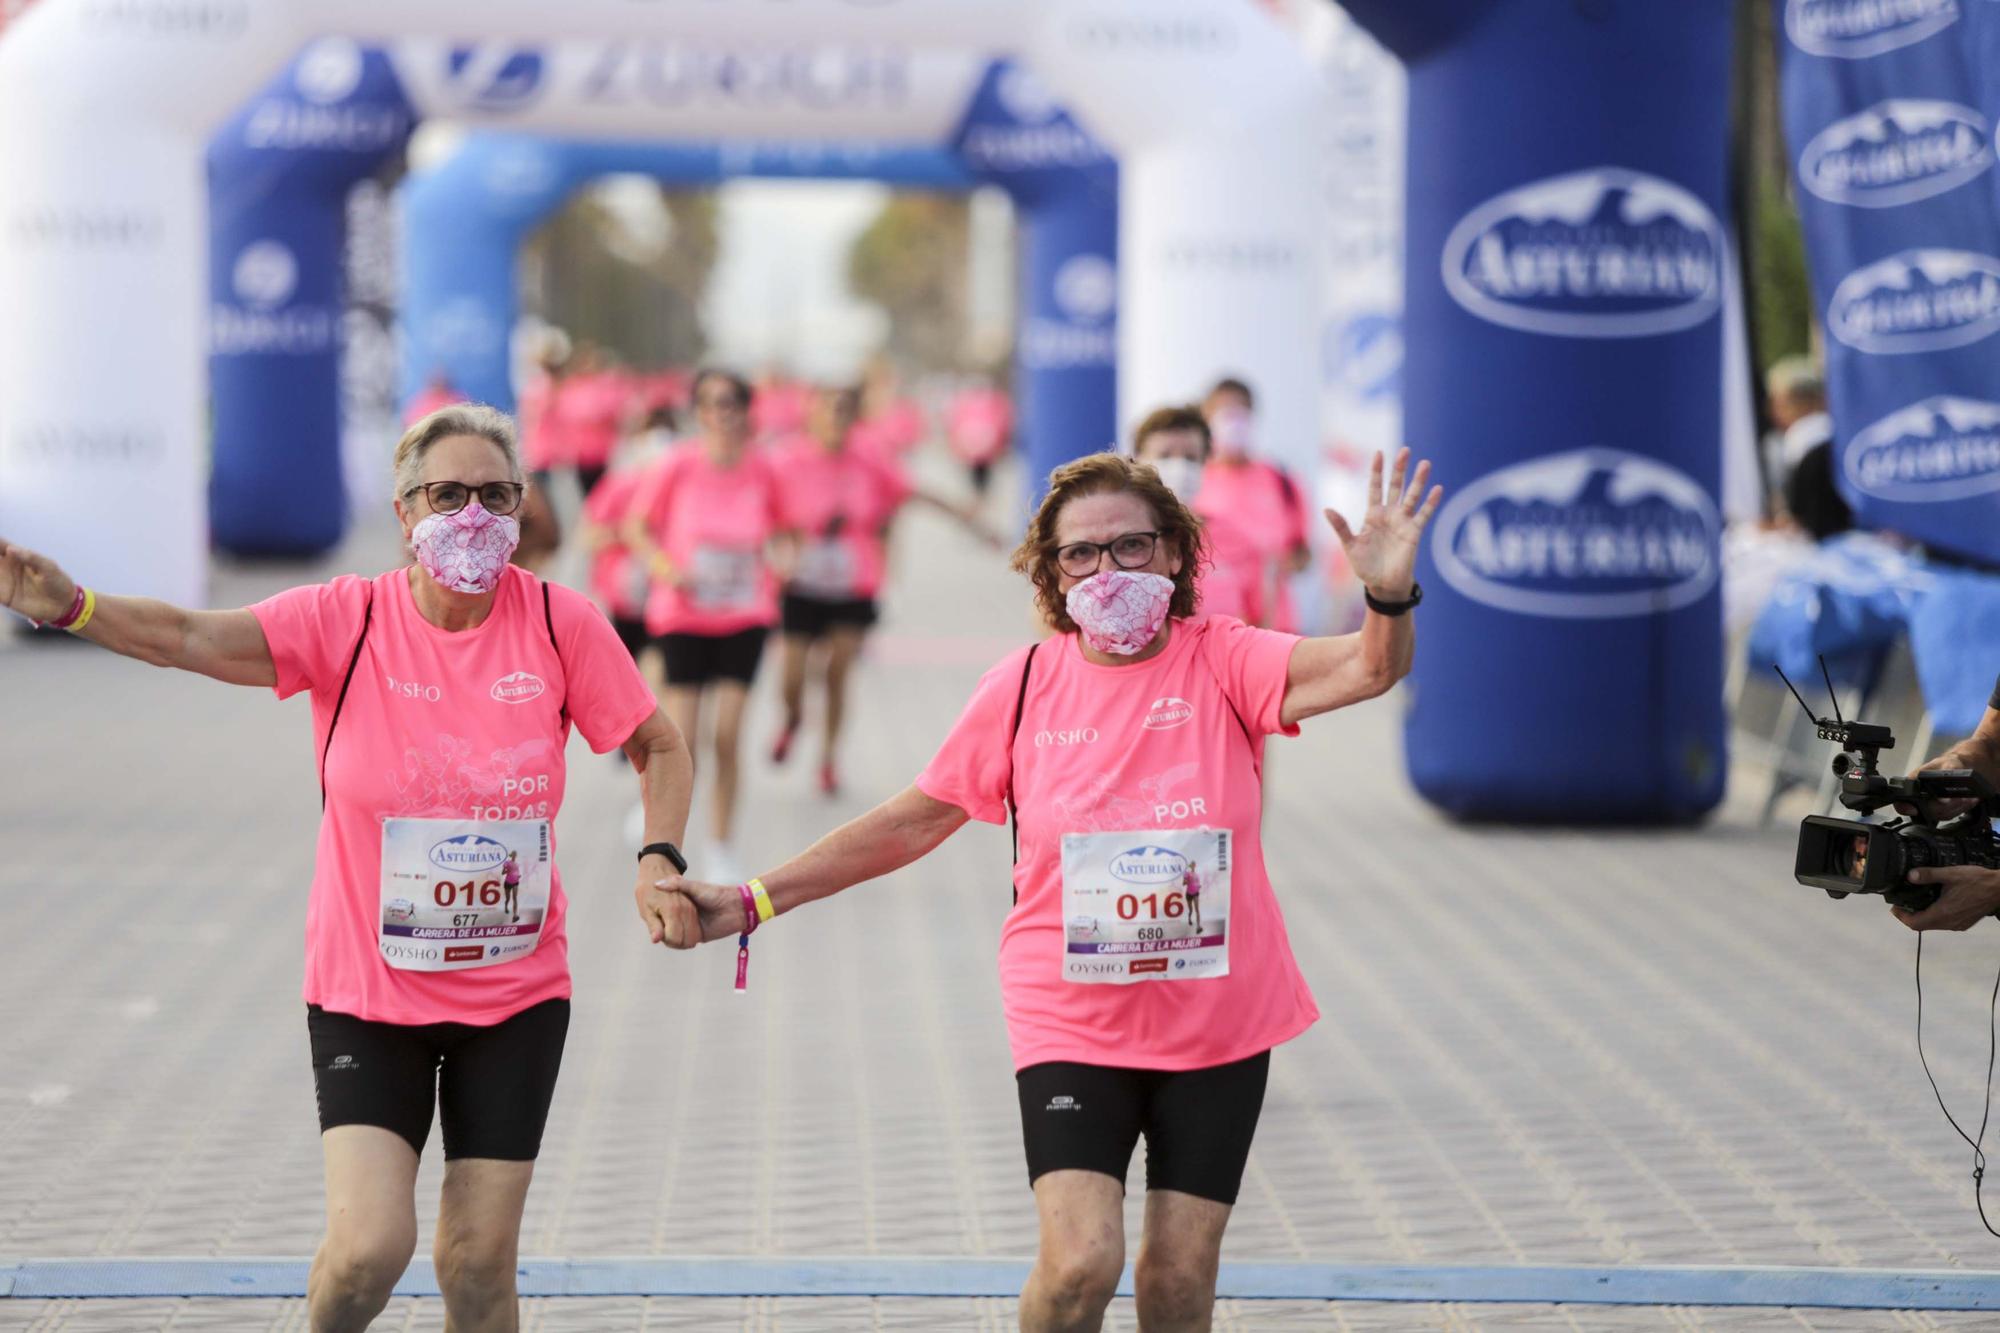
[1055,530,1163,578]
[405,480,526,516]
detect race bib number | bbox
[380,818,550,972]
[689,545,759,611]
[622,554,651,613]
[1060,827,1229,985]
[791,537,857,599]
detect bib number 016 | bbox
[434,878,503,908]
[1116,892,1186,921]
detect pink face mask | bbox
[1065,570,1175,656]
[410,503,520,594]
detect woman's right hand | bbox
[0,539,76,624]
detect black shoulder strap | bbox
[542,580,570,730]
[1006,642,1041,900]
[319,587,375,809]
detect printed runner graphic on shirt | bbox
[1060,826,1230,984]
[380,817,551,972]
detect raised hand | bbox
[0,538,77,625]
[1322,448,1443,598]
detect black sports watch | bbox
[1364,581,1423,617]
[637,842,689,874]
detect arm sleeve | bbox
[246,575,372,702]
[914,646,1035,826]
[1201,615,1304,739]
[548,584,660,754]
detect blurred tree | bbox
[847,192,972,373]
[1735,0,1815,379]
[522,186,718,368]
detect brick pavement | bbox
[6,462,2000,1329]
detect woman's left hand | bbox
[1322,448,1443,597]
[635,876,701,949]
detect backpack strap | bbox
[1005,641,1041,901]
[319,586,375,809]
[541,580,570,731]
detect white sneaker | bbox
[707,841,745,887]
[623,799,648,850]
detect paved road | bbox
[6,460,2000,1328]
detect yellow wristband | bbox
[747,876,775,923]
[66,587,96,633]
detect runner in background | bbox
[852,355,928,460]
[1128,404,1260,625]
[623,369,792,885]
[402,369,467,428]
[945,373,1014,499]
[565,341,632,497]
[750,365,810,442]
[1200,377,1312,631]
[769,384,998,797]
[516,335,576,565]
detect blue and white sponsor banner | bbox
[1777,0,2000,566]
[207,39,413,556]
[1340,0,1735,821]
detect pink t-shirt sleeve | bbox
[1201,615,1303,739]
[547,584,659,753]
[247,575,373,702]
[870,453,913,512]
[915,645,1036,825]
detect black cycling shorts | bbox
[780,591,878,639]
[1015,1050,1270,1205]
[659,627,767,686]
[307,998,569,1161]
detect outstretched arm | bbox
[663,784,970,943]
[1278,448,1442,728]
[0,538,275,687]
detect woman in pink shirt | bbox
[0,404,698,1332]
[659,448,1441,1331]
[768,384,994,796]
[623,369,791,885]
[1200,377,1314,631]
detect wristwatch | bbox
[637,842,689,874]
[1364,581,1423,617]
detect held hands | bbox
[635,873,702,949]
[644,874,747,947]
[0,539,76,624]
[1322,448,1444,599]
[1892,866,2000,931]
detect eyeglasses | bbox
[695,392,747,413]
[405,480,526,516]
[1055,530,1163,578]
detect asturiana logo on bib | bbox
[1845,396,2000,503]
[1828,249,2000,354]
[428,834,509,874]
[1143,697,1194,731]
[490,672,546,705]
[1785,0,1958,59]
[1441,167,1724,339]
[1111,846,1189,886]
[1800,101,1992,208]
[1433,448,1721,619]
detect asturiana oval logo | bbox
[1785,0,1958,59]
[1143,697,1193,731]
[1432,448,1721,619]
[1800,100,1992,208]
[1441,167,1723,339]
[1845,396,2000,503]
[1110,846,1189,886]
[1828,249,2000,354]
[429,834,509,873]
[491,671,546,705]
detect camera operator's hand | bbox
[1895,751,1984,822]
[1892,866,2000,931]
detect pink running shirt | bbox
[769,436,912,602]
[917,615,1319,1072]
[1194,461,1310,632]
[251,565,657,1027]
[633,441,787,636]
[518,374,574,472]
[946,388,1012,466]
[582,467,651,621]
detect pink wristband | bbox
[45,585,86,631]
[737,883,759,937]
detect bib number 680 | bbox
[434,878,503,908]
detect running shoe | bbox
[770,720,798,765]
[818,761,839,798]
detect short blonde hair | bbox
[1011,452,1208,634]
[392,403,522,501]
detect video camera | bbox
[1782,663,2000,914]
